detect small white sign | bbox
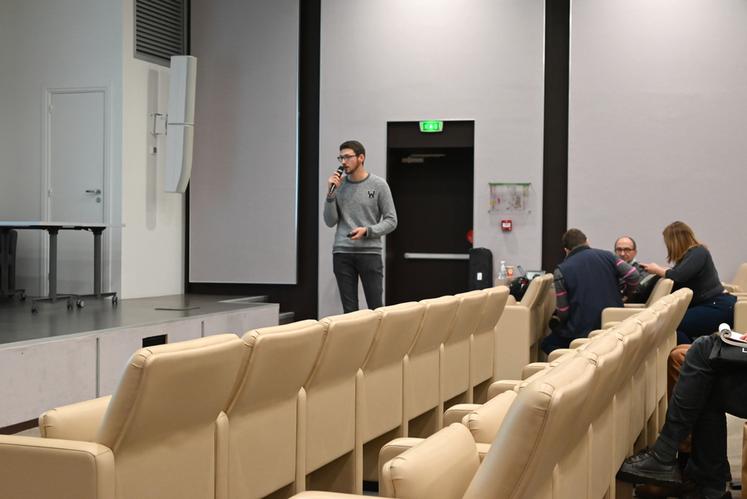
[477,272,483,281]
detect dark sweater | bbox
[665,245,724,306]
[554,246,640,340]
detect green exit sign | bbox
[419,120,443,133]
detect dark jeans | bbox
[656,334,747,490]
[333,252,383,313]
[677,293,737,343]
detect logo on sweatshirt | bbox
[367,190,375,198]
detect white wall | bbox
[318,0,546,317]
[0,0,123,295]
[569,0,747,280]
[189,0,300,285]
[120,0,185,298]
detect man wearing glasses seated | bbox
[324,140,397,313]
[615,235,658,304]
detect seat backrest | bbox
[446,291,487,344]
[360,302,425,442]
[731,263,747,291]
[408,295,458,357]
[95,334,245,499]
[221,321,326,499]
[473,286,510,339]
[380,424,480,499]
[518,274,546,309]
[464,354,596,499]
[461,390,518,444]
[644,277,673,306]
[305,310,380,473]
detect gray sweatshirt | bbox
[323,173,397,254]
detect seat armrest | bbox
[601,307,641,325]
[476,442,491,461]
[547,349,574,362]
[381,424,479,499]
[378,437,424,481]
[443,404,481,427]
[39,395,112,441]
[487,379,520,399]
[0,435,115,499]
[520,362,549,378]
[623,303,645,309]
[722,282,739,293]
[569,338,591,349]
[506,295,517,305]
[588,330,606,338]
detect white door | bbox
[46,90,107,295]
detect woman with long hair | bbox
[642,221,737,343]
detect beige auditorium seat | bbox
[0,335,246,499]
[743,423,747,488]
[357,302,425,484]
[216,321,326,499]
[300,310,380,494]
[291,353,597,499]
[441,291,487,407]
[493,273,553,381]
[469,285,509,403]
[622,277,674,309]
[735,299,747,331]
[722,262,747,293]
[403,295,459,437]
[600,278,673,325]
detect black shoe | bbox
[681,488,731,499]
[617,448,683,487]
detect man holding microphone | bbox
[324,140,397,313]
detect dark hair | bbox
[561,228,588,251]
[339,140,366,157]
[662,221,700,264]
[614,235,637,250]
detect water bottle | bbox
[497,260,507,280]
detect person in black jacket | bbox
[541,229,640,353]
[641,221,736,343]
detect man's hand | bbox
[349,227,367,240]
[327,170,343,196]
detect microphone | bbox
[328,166,345,196]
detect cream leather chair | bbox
[722,262,747,293]
[403,295,459,437]
[600,278,673,326]
[0,335,245,499]
[621,277,674,309]
[300,310,380,494]
[469,285,509,402]
[357,302,425,484]
[493,273,552,381]
[441,291,487,407]
[734,299,747,331]
[291,353,597,499]
[216,321,326,499]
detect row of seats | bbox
[292,288,693,499]
[0,285,510,499]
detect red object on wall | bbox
[466,229,474,244]
[501,220,513,232]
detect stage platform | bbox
[0,294,279,428]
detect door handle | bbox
[404,252,469,260]
[85,189,102,195]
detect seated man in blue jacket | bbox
[541,228,640,353]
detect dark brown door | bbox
[385,121,474,305]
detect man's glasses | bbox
[337,154,357,162]
[615,247,635,253]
